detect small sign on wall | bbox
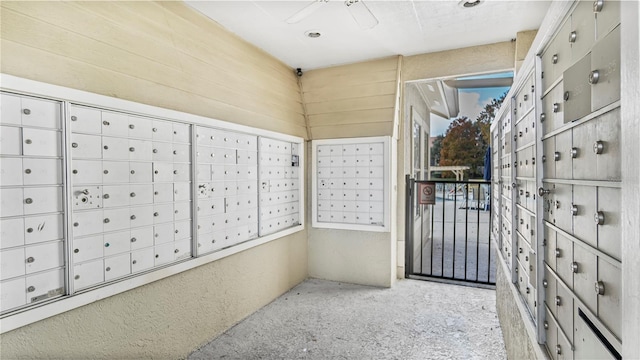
[418,182,436,205]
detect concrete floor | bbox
[189,279,506,360]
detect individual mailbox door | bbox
[174,220,191,241]
[555,233,574,287]
[72,210,104,237]
[543,139,556,179]
[572,244,598,314]
[570,0,595,61]
[563,53,591,123]
[173,123,190,143]
[597,258,621,339]
[572,185,597,247]
[0,94,22,125]
[24,214,63,245]
[172,143,190,163]
[154,243,174,266]
[73,259,104,290]
[544,307,559,360]
[71,133,101,159]
[1,157,22,186]
[173,163,190,182]
[153,183,174,203]
[173,240,191,261]
[152,120,173,142]
[153,162,173,183]
[131,247,154,273]
[0,126,21,155]
[22,128,60,157]
[130,226,154,250]
[103,231,131,257]
[1,218,24,249]
[197,164,212,182]
[1,277,26,312]
[129,139,152,161]
[153,203,173,224]
[22,158,62,186]
[23,187,62,215]
[571,120,597,180]
[103,208,130,232]
[554,130,572,179]
[595,0,619,40]
[555,284,574,341]
[72,160,102,184]
[129,184,153,206]
[25,268,64,305]
[544,267,558,318]
[128,116,153,139]
[102,137,129,160]
[1,248,25,280]
[101,111,129,137]
[104,253,131,281]
[25,241,64,274]
[102,161,129,184]
[20,97,60,129]
[152,142,173,162]
[154,223,174,245]
[102,185,130,208]
[556,327,574,360]
[542,85,564,135]
[174,202,191,221]
[573,304,616,360]
[591,26,620,111]
[597,187,620,260]
[553,183,572,233]
[70,105,102,134]
[595,108,621,181]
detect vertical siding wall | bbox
[0,2,308,358]
[301,57,400,139]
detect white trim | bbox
[0,73,305,334]
[311,136,391,233]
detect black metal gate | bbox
[405,176,496,286]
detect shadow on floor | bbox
[189,279,506,360]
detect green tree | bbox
[430,134,444,166]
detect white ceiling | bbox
[186,0,552,71]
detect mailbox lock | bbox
[526,287,530,294]
[543,321,549,329]
[553,103,560,113]
[132,260,137,265]
[564,91,570,101]
[571,262,579,273]
[71,116,77,121]
[542,155,546,163]
[554,152,561,161]
[593,141,604,154]
[22,108,31,115]
[129,147,135,152]
[104,145,109,150]
[520,219,524,225]
[595,211,605,225]
[25,198,33,204]
[173,170,178,174]
[555,296,562,306]
[570,147,579,158]
[104,218,110,223]
[153,149,158,153]
[73,170,78,174]
[73,222,79,227]
[154,212,159,217]
[27,228,33,233]
[523,94,528,101]
[105,243,110,247]
[543,279,548,288]
[539,187,550,196]
[540,113,546,122]
[103,194,110,199]
[525,191,530,198]
[519,247,523,254]
[589,70,600,84]
[552,54,558,64]
[106,267,111,272]
[130,215,136,220]
[104,170,109,174]
[27,286,35,293]
[594,0,604,12]
[129,124,135,129]
[555,248,562,258]
[103,121,110,126]
[153,127,158,132]
[595,281,605,295]
[174,249,179,254]
[556,345,562,355]
[24,169,31,174]
[571,204,579,216]
[130,192,136,197]
[26,257,35,263]
[75,275,80,280]
[74,249,79,253]
[569,31,577,43]
[173,150,178,155]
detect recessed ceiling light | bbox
[305,31,322,38]
[459,0,482,8]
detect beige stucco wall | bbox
[0,2,308,358]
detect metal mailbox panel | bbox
[128,139,152,161]
[102,161,129,184]
[597,187,621,260]
[556,325,574,360]
[153,203,173,224]
[174,201,191,221]
[543,138,556,179]
[595,0,620,40]
[73,258,104,290]
[553,183,573,233]
[22,158,63,186]
[131,247,155,273]
[71,133,101,159]
[103,231,131,257]
[153,183,174,203]
[173,163,190,182]
[573,304,617,360]
[25,268,64,305]
[102,208,130,232]
[591,26,620,111]
[1,157,22,186]
[153,223,174,245]
[72,210,104,237]
[152,142,173,162]
[71,160,102,184]
[598,258,621,339]
[104,253,131,281]
[70,105,102,134]
[570,0,595,61]
[1,248,25,280]
[0,277,27,312]
[542,84,565,135]
[571,119,597,180]
[101,137,129,160]
[572,185,597,248]
[545,307,559,360]
[22,128,61,157]
[102,185,130,208]
[153,243,174,266]
[556,233,574,287]
[19,97,60,129]
[554,130,573,179]
[0,93,22,125]
[130,226,154,250]
[101,112,129,137]
[152,121,173,142]
[152,162,173,183]
[545,226,558,271]
[128,116,153,139]
[173,123,191,143]
[572,243,598,313]
[555,284,574,342]
[563,53,592,123]
[545,267,558,318]
[129,184,153,205]
[174,239,191,261]
[174,220,191,241]
[24,241,64,274]
[1,218,24,249]
[24,214,64,245]
[595,108,621,181]
[0,126,21,155]
[23,187,62,215]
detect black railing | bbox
[405,176,495,286]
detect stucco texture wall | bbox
[0,2,308,359]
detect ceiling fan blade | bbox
[285,0,328,24]
[345,0,379,30]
